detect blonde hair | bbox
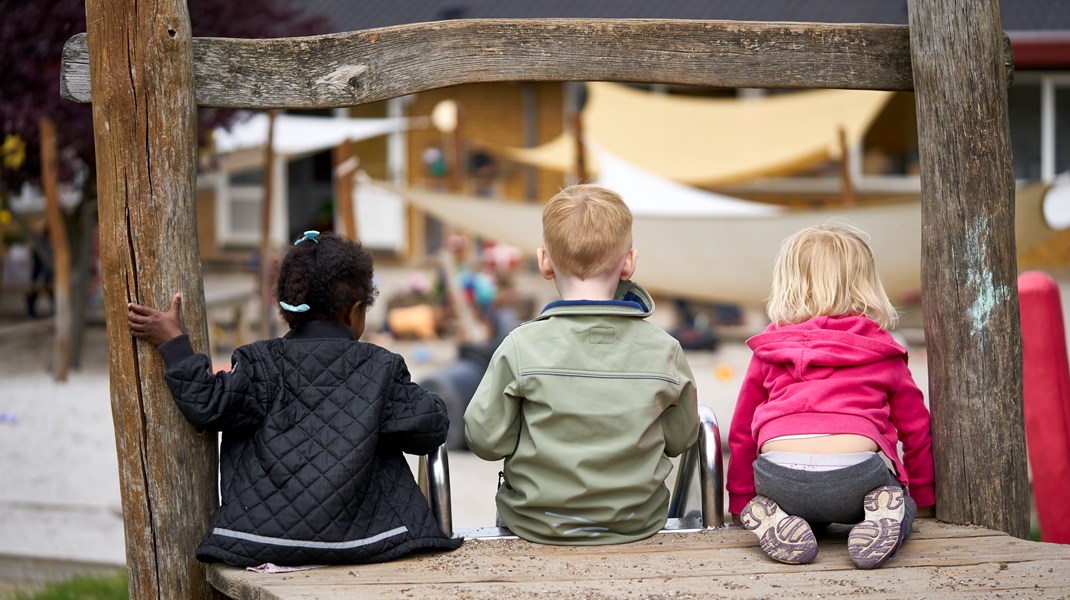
[541,184,633,280]
[767,223,898,329]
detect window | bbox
[1008,74,1070,183]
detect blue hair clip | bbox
[293,230,320,246]
[279,301,310,313]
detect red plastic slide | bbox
[1019,271,1070,544]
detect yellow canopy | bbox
[503,83,893,186]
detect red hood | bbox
[746,316,906,381]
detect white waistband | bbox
[761,450,876,472]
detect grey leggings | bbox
[753,453,916,532]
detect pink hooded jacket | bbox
[727,315,935,514]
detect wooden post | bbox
[406,205,426,260]
[443,116,464,245]
[907,0,1029,537]
[572,111,588,184]
[85,0,221,598]
[38,116,72,381]
[431,98,463,195]
[837,126,856,206]
[333,138,358,240]
[260,110,277,339]
[446,124,464,195]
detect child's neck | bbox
[553,272,620,301]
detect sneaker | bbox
[848,486,908,569]
[740,495,818,565]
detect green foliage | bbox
[8,573,127,600]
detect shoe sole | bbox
[849,486,907,569]
[740,496,818,565]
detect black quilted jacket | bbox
[157,321,462,567]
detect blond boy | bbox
[464,184,700,545]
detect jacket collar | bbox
[535,280,655,320]
[283,320,356,341]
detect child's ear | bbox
[536,248,556,281]
[339,300,363,326]
[346,300,367,338]
[348,300,365,322]
[620,248,638,280]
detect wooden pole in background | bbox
[908,0,1029,538]
[333,138,358,240]
[260,110,277,339]
[38,116,72,381]
[838,126,856,206]
[572,111,587,184]
[85,0,221,597]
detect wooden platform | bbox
[208,520,1070,598]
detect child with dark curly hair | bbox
[127,231,461,567]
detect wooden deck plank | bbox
[209,521,1070,599]
[211,560,1070,599]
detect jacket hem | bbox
[197,533,462,567]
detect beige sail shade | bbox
[502,83,894,186]
[370,179,918,306]
[370,176,1058,307]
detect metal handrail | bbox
[418,444,454,537]
[668,405,724,528]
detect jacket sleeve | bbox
[159,335,268,431]
[379,355,451,455]
[727,353,767,514]
[887,356,936,507]
[464,335,522,461]
[661,344,701,457]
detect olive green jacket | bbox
[464,280,700,545]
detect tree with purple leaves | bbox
[1,0,327,197]
[0,0,327,362]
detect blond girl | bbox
[728,224,935,569]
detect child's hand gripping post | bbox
[128,292,184,347]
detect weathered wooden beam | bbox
[908,0,1029,538]
[61,19,1014,108]
[85,0,221,597]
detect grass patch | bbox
[9,573,127,600]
